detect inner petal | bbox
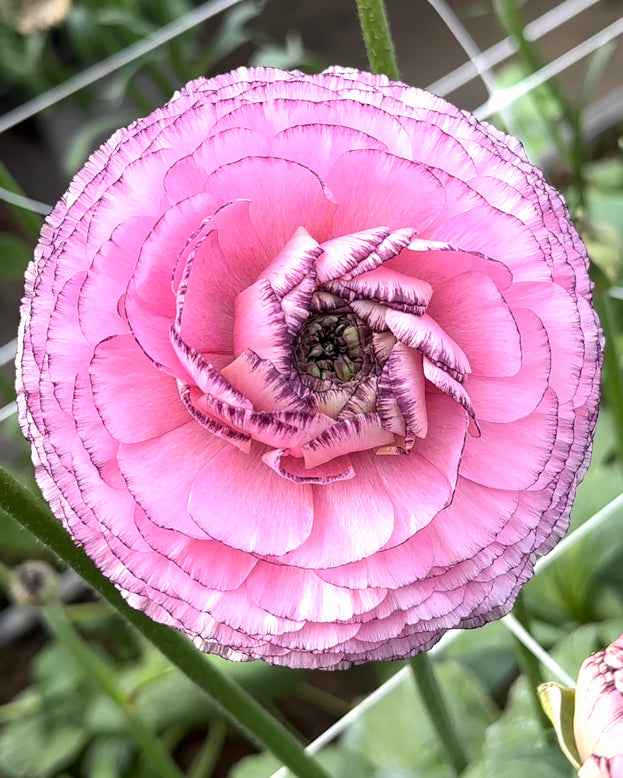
[293,309,374,386]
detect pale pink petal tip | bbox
[17,66,602,669]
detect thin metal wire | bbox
[426,0,519,136]
[427,0,500,98]
[0,0,246,136]
[502,615,575,687]
[475,15,623,120]
[0,186,51,215]
[0,339,17,367]
[428,0,602,96]
[0,402,17,424]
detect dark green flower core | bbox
[294,311,372,384]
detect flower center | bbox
[294,312,372,384]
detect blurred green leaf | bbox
[548,619,623,681]
[440,621,516,698]
[62,111,136,174]
[577,42,617,112]
[0,714,87,777]
[249,31,314,70]
[229,750,282,778]
[0,233,33,281]
[94,7,156,37]
[584,219,623,281]
[463,678,573,778]
[131,649,304,732]
[191,1,260,77]
[0,26,46,83]
[0,504,44,558]
[82,737,135,778]
[494,63,562,162]
[33,639,85,699]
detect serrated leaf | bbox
[538,682,580,769]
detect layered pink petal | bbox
[187,444,314,555]
[90,334,188,443]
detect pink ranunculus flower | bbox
[574,635,623,778]
[17,67,601,668]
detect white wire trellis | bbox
[0,0,622,773]
[0,0,247,136]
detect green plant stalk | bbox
[0,465,334,778]
[354,0,399,79]
[409,653,469,776]
[0,159,43,239]
[592,273,623,469]
[0,558,12,591]
[42,600,186,778]
[297,681,352,718]
[188,718,227,778]
[511,594,551,733]
[492,0,587,210]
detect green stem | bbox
[42,600,186,778]
[354,0,399,79]
[409,653,469,776]
[0,466,333,778]
[296,681,352,718]
[591,266,623,469]
[511,594,551,733]
[188,718,227,778]
[0,559,12,591]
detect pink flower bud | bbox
[575,635,623,778]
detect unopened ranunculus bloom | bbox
[17,67,602,668]
[574,635,623,778]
